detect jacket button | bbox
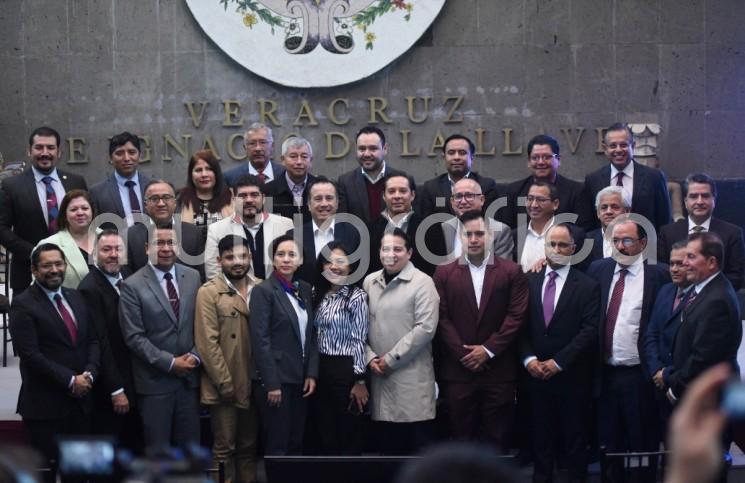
[395,355,400,360]
[231,334,236,339]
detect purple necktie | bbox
[124,180,141,214]
[164,272,180,319]
[543,271,558,327]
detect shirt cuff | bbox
[168,357,175,372]
[190,353,201,366]
[111,388,124,397]
[667,388,678,402]
[482,345,494,359]
[523,355,537,368]
[68,376,75,389]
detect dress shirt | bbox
[97,266,124,295]
[687,217,711,234]
[448,172,472,191]
[114,170,142,223]
[601,227,613,258]
[607,257,644,366]
[381,210,414,232]
[466,255,495,359]
[361,161,387,184]
[452,221,464,259]
[223,273,250,306]
[610,162,635,207]
[693,270,719,294]
[285,291,308,356]
[32,167,66,223]
[520,217,555,272]
[248,161,276,182]
[286,173,308,207]
[523,264,570,368]
[312,218,335,258]
[314,285,369,375]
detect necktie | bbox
[291,183,305,207]
[124,180,141,213]
[116,279,123,289]
[684,290,698,310]
[673,289,683,311]
[54,294,77,344]
[616,172,624,187]
[243,226,256,255]
[41,176,58,234]
[692,225,705,233]
[543,271,558,327]
[604,268,628,359]
[257,170,266,184]
[163,272,180,319]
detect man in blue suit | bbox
[224,123,286,186]
[641,240,692,438]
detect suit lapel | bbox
[632,161,646,210]
[32,284,76,348]
[551,268,576,324]
[353,171,370,222]
[144,266,178,325]
[23,170,49,228]
[107,175,126,217]
[272,277,302,344]
[477,262,497,323]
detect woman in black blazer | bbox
[249,234,318,455]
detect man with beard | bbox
[78,229,143,452]
[0,126,87,293]
[196,235,261,483]
[205,175,293,280]
[224,123,286,186]
[10,243,99,482]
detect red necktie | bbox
[257,170,266,184]
[672,289,683,311]
[54,294,77,344]
[164,272,180,319]
[604,268,628,359]
[124,180,141,213]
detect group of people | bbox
[2,121,744,483]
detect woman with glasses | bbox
[312,241,369,455]
[249,234,318,455]
[177,149,232,241]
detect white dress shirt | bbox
[248,161,276,182]
[465,255,494,359]
[608,257,644,366]
[601,228,614,258]
[610,162,634,207]
[520,217,555,272]
[114,170,143,224]
[312,218,335,258]
[285,292,308,355]
[688,216,711,233]
[362,161,387,184]
[33,166,66,223]
[523,264,570,368]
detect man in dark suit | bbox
[583,123,671,230]
[224,122,286,186]
[520,223,600,483]
[665,232,742,401]
[501,134,592,229]
[642,240,692,437]
[126,179,205,280]
[419,134,498,219]
[89,132,153,227]
[9,243,100,483]
[584,186,631,265]
[586,216,671,463]
[0,126,87,293]
[78,229,143,452]
[337,126,415,226]
[292,177,361,285]
[119,226,203,451]
[433,210,529,450]
[658,173,745,290]
[263,136,317,224]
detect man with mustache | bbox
[0,126,87,294]
[224,123,286,186]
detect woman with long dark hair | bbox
[177,149,232,239]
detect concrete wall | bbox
[1,0,744,187]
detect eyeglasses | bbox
[451,192,481,201]
[526,195,552,204]
[155,239,176,247]
[529,154,557,162]
[611,237,639,247]
[145,194,175,204]
[546,241,574,249]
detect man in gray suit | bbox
[224,123,286,186]
[119,226,202,450]
[89,132,153,226]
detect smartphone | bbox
[57,436,116,479]
[721,380,745,420]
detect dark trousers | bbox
[91,396,144,454]
[253,382,307,455]
[138,384,200,452]
[374,420,435,455]
[24,405,90,483]
[315,354,365,455]
[529,372,591,483]
[439,380,514,450]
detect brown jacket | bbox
[195,273,260,408]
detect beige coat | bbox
[363,262,440,423]
[36,229,91,289]
[195,273,260,408]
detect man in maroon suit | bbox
[433,210,529,449]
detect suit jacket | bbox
[433,256,529,384]
[419,172,498,219]
[89,171,154,221]
[126,220,206,281]
[666,273,742,397]
[36,229,91,289]
[78,267,136,406]
[9,283,100,419]
[500,174,593,229]
[368,212,437,276]
[292,218,361,285]
[437,217,514,262]
[204,213,294,280]
[586,257,671,384]
[224,160,286,187]
[583,161,671,230]
[519,267,600,380]
[337,165,414,226]
[641,283,685,379]
[585,228,605,266]
[0,168,87,290]
[658,218,745,290]
[263,173,317,224]
[119,263,202,395]
[249,275,319,391]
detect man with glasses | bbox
[514,182,560,272]
[500,134,592,229]
[583,123,671,230]
[126,179,205,280]
[586,216,670,473]
[204,175,293,280]
[658,173,744,290]
[224,123,286,186]
[419,134,498,219]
